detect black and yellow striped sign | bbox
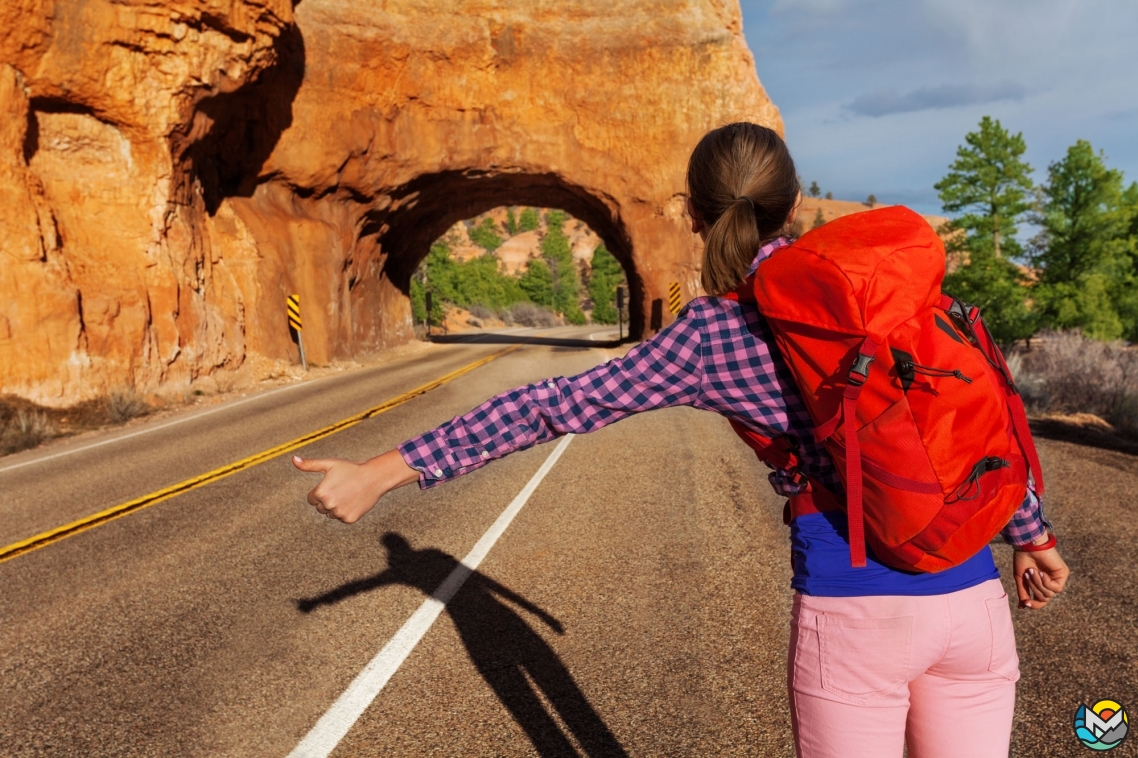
[668,282,682,315]
[287,294,302,331]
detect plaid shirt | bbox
[400,238,1048,547]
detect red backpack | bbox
[732,206,1044,573]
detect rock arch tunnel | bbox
[369,171,644,337]
[0,0,782,404]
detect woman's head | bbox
[686,122,800,295]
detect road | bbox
[0,326,1134,757]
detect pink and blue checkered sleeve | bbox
[398,315,706,489]
[999,480,1051,547]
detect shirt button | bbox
[434,468,443,477]
[481,451,490,459]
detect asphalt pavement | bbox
[0,326,1134,757]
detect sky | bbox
[740,0,1138,217]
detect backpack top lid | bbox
[754,206,946,341]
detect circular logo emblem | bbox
[1075,699,1129,751]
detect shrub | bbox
[1009,331,1138,434]
[468,304,496,320]
[506,302,557,327]
[0,410,56,455]
[105,388,148,424]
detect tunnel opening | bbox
[408,206,630,339]
[366,170,644,338]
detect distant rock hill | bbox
[791,197,949,237]
[439,208,604,274]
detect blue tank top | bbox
[790,510,1000,596]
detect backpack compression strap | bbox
[938,295,1046,495]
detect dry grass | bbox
[104,387,148,424]
[1008,331,1138,436]
[501,302,558,327]
[0,388,157,458]
[0,409,57,456]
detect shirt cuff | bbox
[1001,485,1051,547]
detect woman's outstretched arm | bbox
[295,309,708,523]
[293,450,419,524]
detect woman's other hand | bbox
[293,449,419,524]
[1013,538,1070,610]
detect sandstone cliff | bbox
[1,0,779,405]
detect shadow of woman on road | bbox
[297,532,628,758]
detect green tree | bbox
[812,208,826,229]
[824,192,833,200]
[413,238,530,323]
[505,207,519,236]
[935,117,1035,343]
[540,210,585,323]
[1117,182,1138,340]
[519,258,554,307]
[1032,141,1133,339]
[587,245,625,324]
[469,217,503,252]
[866,194,877,207]
[809,181,821,198]
[519,207,540,232]
[413,242,456,324]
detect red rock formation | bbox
[1,0,779,404]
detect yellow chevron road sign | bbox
[287,294,303,331]
[668,281,682,315]
[286,294,307,370]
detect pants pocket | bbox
[819,613,913,705]
[984,594,1020,681]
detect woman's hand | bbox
[1013,537,1070,610]
[293,449,420,524]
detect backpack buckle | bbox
[847,352,875,386]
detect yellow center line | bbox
[0,344,521,565]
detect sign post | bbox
[287,294,308,371]
[615,285,625,342]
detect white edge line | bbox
[0,381,318,475]
[286,434,575,758]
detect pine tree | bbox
[809,181,821,198]
[935,117,1035,344]
[519,258,554,307]
[505,207,519,236]
[812,208,826,229]
[824,192,833,200]
[1117,182,1138,340]
[518,207,540,232]
[587,245,626,324]
[539,210,585,323]
[1032,141,1132,339]
[469,217,503,252]
[866,194,877,207]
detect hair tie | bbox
[737,196,755,211]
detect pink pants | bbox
[788,578,1018,758]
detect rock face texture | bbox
[1,0,780,405]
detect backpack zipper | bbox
[946,456,1010,503]
[896,359,973,384]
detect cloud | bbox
[843,82,1029,117]
[770,0,848,15]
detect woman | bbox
[293,122,1069,757]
